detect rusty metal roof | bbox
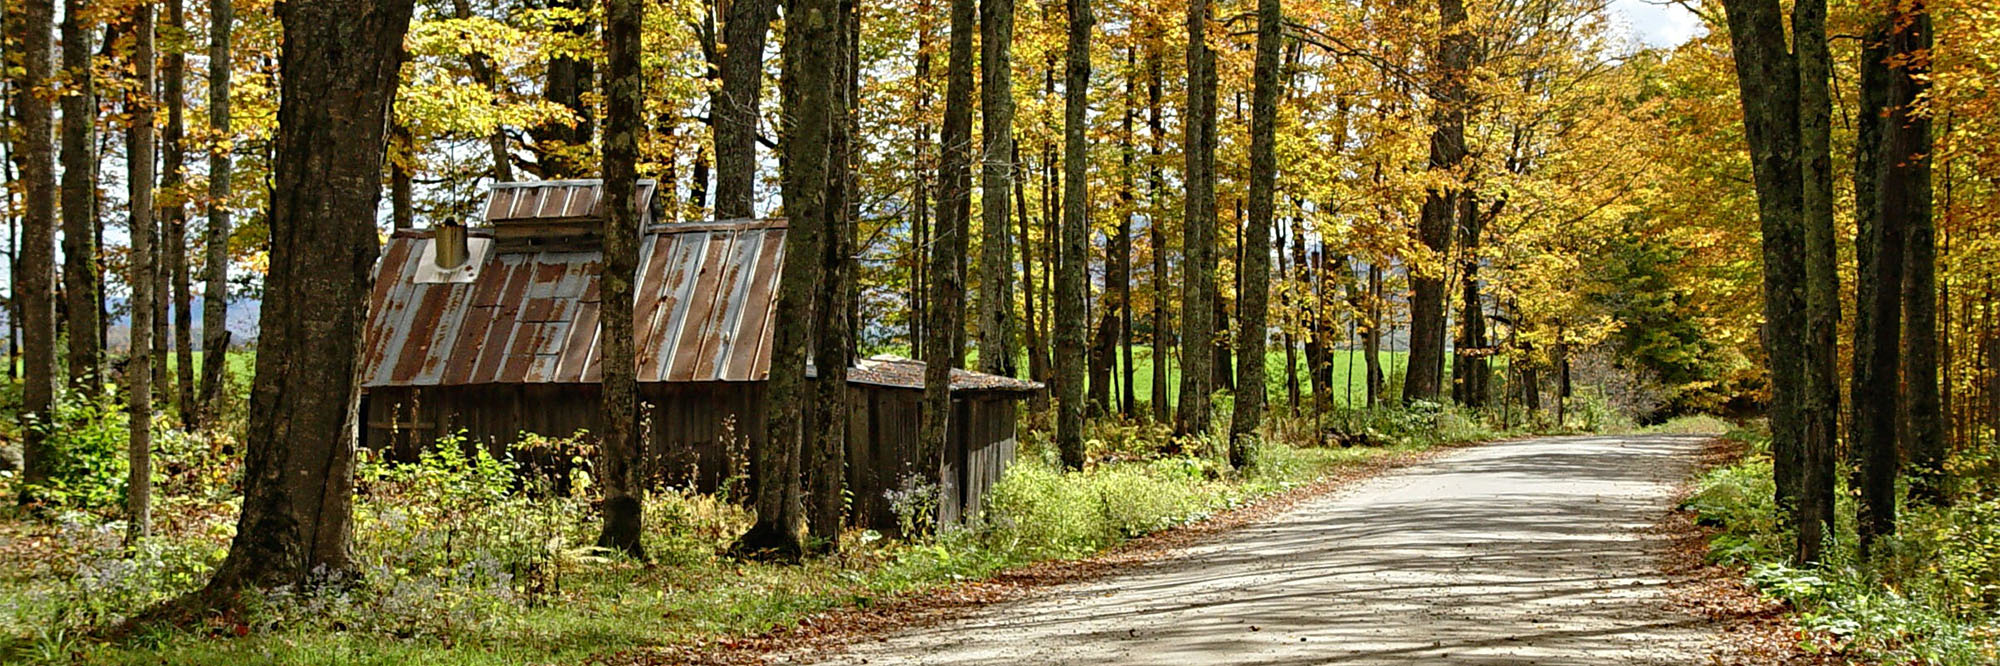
[483,179,658,225]
[362,219,1040,393]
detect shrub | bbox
[22,393,132,510]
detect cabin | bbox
[358,180,1039,528]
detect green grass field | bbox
[1096,347,1414,411]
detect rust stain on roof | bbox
[363,218,1040,393]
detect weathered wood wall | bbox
[361,381,1019,530]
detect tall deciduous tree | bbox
[921,0,974,476]
[531,0,594,178]
[164,0,196,420]
[59,0,100,397]
[188,0,414,598]
[596,0,645,559]
[1719,0,1837,564]
[1148,53,1169,425]
[1404,0,1467,404]
[1854,0,1931,547]
[126,1,159,542]
[737,0,834,559]
[1176,0,1217,437]
[1895,2,1942,505]
[807,0,857,547]
[1230,0,1280,464]
[10,0,59,501]
[1054,0,1091,470]
[977,0,1017,379]
[713,0,775,218]
[198,0,235,424]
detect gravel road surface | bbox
[813,434,1716,665]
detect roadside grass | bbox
[1681,425,2000,664]
[0,400,1519,665]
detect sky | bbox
[1606,0,1707,49]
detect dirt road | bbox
[813,434,1717,665]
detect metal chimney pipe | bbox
[434,218,469,270]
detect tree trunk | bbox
[1794,0,1839,563]
[1404,0,1468,404]
[9,0,58,501]
[1229,0,1279,464]
[126,2,159,542]
[1118,47,1137,415]
[921,0,975,476]
[1015,140,1043,394]
[1451,195,1489,408]
[909,10,931,358]
[1365,263,1385,406]
[198,0,234,425]
[596,0,646,559]
[448,0,513,182]
[1281,224,1298,411]
[530,0,594,179]
[736,0,832,558]
[1175,0,1217,437]
[1719,0,1812,564]
[1054,0,1092,470]
[713,0,773,218]
[164,0,196,421]
[807,0,857,546]
[1147,54,1169,425]
[1855,2,1927,552]
[1897,3,1942,506]
[59,0,101,397]
[389,120,415,229]
[977,0,1017,379]
[189,0,413,597]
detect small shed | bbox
[358,180,1039,528]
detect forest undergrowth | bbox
[1683,425,2000,665]
[0,389,1564,665]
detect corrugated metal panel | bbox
[362,218,1043,391]
[483,179,657,225]
[364,221,786,387]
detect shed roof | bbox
[362,218,1040,394]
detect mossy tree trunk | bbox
[596,0,646,559]
[736,0,834,559]
[1175,0,1217,438]
[189,0,413,599]
[1055,0,1093,470]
